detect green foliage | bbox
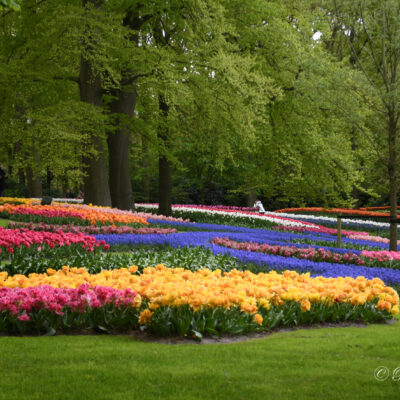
[0,0,397,207]
[1,244,245,276]
[0,0,19,10]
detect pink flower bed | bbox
[361,250,400,262]
[272,225,370,237]
[6,206,84,219]
[211,237,365,265]
[8,222,177,235]
[347,234,400,244]
[273,225,398,245]
[0,227,108,252]
[134,212,191,223]
[0,284,137,320]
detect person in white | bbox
[253,200,265,214]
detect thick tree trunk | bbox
[141,139,151,203]
[158,95,172,216]
[246,191,257,208]
[26,167,42,197]
[46,168,53,192]
[107,89,136,210]
[79,55,111,207]
[78,0,111,207]
[18,169,25,187]
[26,147,42,197]
[200,185,205,205]
[105,6,152,210]
[159,155,172,216]
[14,143,25,187]
[388,111,398,251]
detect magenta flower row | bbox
[0,284,137,321]
[8,222,178,235]
[0,227,108,252]
[211,237,365,265]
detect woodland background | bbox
[1,0,399,215]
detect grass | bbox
[0,219,9,227]
[0,321,399,400]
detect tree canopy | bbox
[0,0,396,223]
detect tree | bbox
[209,0,362,209]
[330,0,400,250]
[0,0,19,10]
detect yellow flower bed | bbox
[1,265,398,316]
[0,197,39,205]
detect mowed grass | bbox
[0,321,399,400]
[0,219,9,227]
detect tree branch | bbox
[53,76,80,84]
[121,71,153,86]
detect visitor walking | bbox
[253,199,265,214]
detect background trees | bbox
[0,1,394,217]
[325,0,400,249]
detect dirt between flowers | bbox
[2,320,397,343]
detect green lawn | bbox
[0,219,9,227]
[1,321,399,400]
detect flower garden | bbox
[0,199,399,340]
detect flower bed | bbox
[0,226,108,253]
[91,228,400,284]
[0,204,149,226]
[273,225,397,244]
[0,226,110,275]
[271,212,395,230]
[0,197,39,206]
[0,284,140,334]
[272,225,369,238]
[136,203,318,228]
[211,237,365,265]
[1,199,400,339]
[361,250,400,262]
[58,202,191,223]
[8,221,177,235]
[0,265,397,337]
[274,207,392,218]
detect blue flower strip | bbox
[94,230,400,285]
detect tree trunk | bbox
[26,147,42,197]
[18,169,25,187]
[107,89,136,210]
[158,95,172,216]
[78,0,111,207]
[46,168,53,192]
[26,167,42,197]
[105,6,152,210]
[388,110,398,251]
[79,55,111,207]
[159,155,172,216]
[14,143,25,187]
[141,138,151,202]
[246,191,257,207]
[200,185,205,205]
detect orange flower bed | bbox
[0,204,148,225]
